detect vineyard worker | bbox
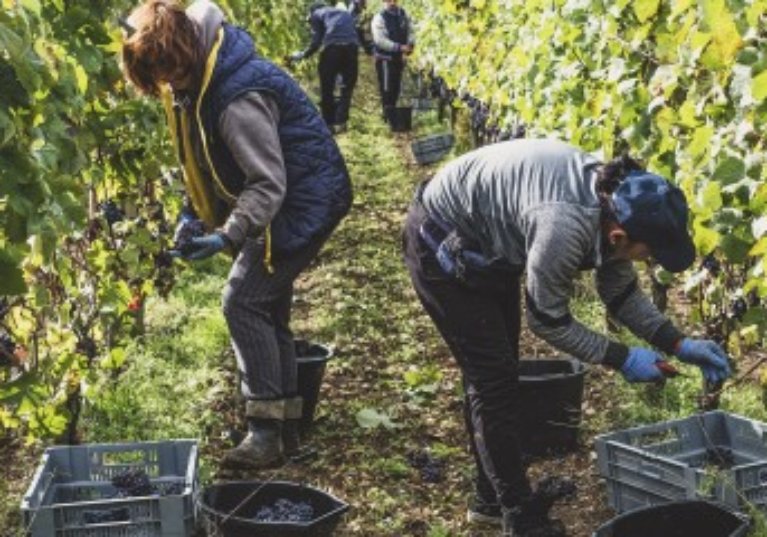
[122,0,352,470]
[402,139,731,536]
[371,0,414,122]
[290,3,360,133]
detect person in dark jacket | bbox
[291,2,359,132]
[371,0,414,122]
[402,139,731,536]
[122,0,352,470]
[347,0,373,54]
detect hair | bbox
[121,0,201,97]
[596,153,644,225]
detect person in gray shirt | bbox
[402,138,731,535]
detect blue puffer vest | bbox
[202,24,352,254]
[374,7,409,61]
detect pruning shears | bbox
[657,360,684,379]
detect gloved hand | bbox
[675,338,731,384]
[621,347,665,383]
[289,51,304,63]
[174,233,227,261]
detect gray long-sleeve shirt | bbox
[421,139,683,366]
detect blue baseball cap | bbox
[612,171,695,273]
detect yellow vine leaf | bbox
[700,0,742,69]
[633,0,660,23]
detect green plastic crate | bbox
[21,440,198,537]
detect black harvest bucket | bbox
[592,500,750,537]
[295,339,333,434]
[518,357,586,456]
[386,106,412,132]
[200,481,349,537]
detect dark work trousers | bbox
[318,44,359,127]
[222,233,328,403]
[402,199,533,509]
[375,57,404,115]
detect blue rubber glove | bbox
[675,338,731,384]
[183,233,227,261]
[621,348,665,383]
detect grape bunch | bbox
[154,251,174,269]
[172,215,206,257]
[406,449,444,483]
[100,200,124,226]
[253,498,315,522]
[0,333,15,367]
[111,469,154,497]
[82,507,130,524]
[731,297,748,321]
[701,253,721,276]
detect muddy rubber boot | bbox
[221,415,285,470]
[467,491,502,527]
[510,477,575,537]
[503,507,568,537]
[282,396,304,458]
[501,508,516,536]
[282,420,301,458]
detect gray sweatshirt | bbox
[421,139,683,367]
[183,0,286,248]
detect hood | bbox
[187,0,225,57]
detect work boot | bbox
[221,418,285,470]
[282,396,304,458]
[502,477,575,536]
[502,507,567,537]
[467,497,502,527]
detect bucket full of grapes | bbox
[199,481,349,537]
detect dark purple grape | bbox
[100,200,124,226]
[731,297,748,320]
[111,469,153,497]
[154,251,174,269]
[0,333,14,367]
[701,254,721,276]
[172,218,206,256]
[254,498,314,522]
[406,449,444,483]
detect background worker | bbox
[371,0,414,123]
[291,2,360,133]
[122,0,352,470]
[402,139,731,536]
